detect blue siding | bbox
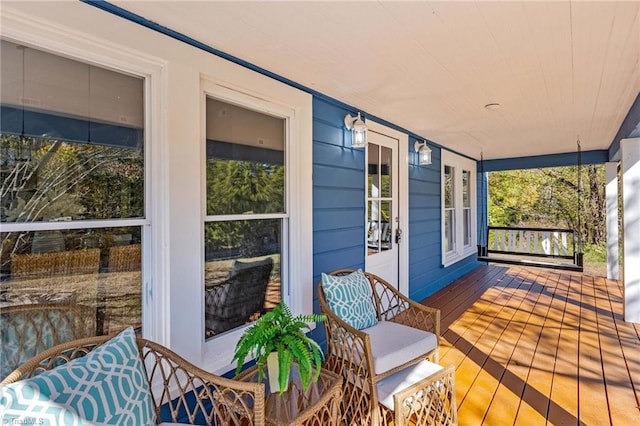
[311,103,485,344]
[310,98,366,344]
[407,136,480,302]
[609,92,640,161]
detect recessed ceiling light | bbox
[484,103,501,111]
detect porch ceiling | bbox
[113,1,640,161]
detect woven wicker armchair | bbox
[0,303,96,380]
[205,258,273,336]
[319,269,442,426]
[1,334,266,426]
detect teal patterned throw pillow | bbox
[321,269,378,330]
[0,327,156,425]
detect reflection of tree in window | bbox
[1,134,143,264]
[206,159,284,215]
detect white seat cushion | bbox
[364,320,437,375]
[376,360,443,410]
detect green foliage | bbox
[204,158,284,256]
[1,134,143,267]
[232,302,326,394]
[583,242,607,265]
[488,165,606,246]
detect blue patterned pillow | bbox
[0,327,156,425]
[321,269,378,330]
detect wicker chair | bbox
[1,334,266,426]
[205,258,273,336]
[319,269,451,426]
[109,244,142,272]
[0,303,96,380]
[11,248,101,278]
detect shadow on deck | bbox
[422,265,640,425]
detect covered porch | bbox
[424,265,640,425]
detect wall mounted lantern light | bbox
[414,140,432,166]
[344,112,367,148]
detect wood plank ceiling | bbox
[113,1,640,161]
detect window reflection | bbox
[204,97,286,339]
[205,98,285,216]
[0,227,143,377]
[367,143,392,255]
[0,41,146,380]
[204,220,281,338]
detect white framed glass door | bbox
[366,130,399,288]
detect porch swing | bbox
[477,141,584,272]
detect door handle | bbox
[395,227,402,244]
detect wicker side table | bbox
[237,365,342,426]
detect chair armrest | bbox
[140,339,266,426]
[319,288,376,384]
[365,272,440,338]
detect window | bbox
[203,97,284,339]
[444,165,455,253]
[463,170,472,246]
[441,151,476,266]
[200,77,312,373]
[0,40,147,369]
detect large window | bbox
[441,151,476,266]
[0,40,147,376]
[203,97,285,339]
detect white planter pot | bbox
[266,351,289,393]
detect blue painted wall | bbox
[406,135,481,302]
[310,98,481,344]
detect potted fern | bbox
[232,302,326,394]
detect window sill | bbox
[442,247,476,268]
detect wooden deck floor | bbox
[422,265,640,426]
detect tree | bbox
[204,158,284,258]
[0,134,144,269]
[488,165,605,246]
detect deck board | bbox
[422,265,640,426]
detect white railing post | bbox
[508,230,516,252]
[542,232,551,255]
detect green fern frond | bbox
[232,301,326,393]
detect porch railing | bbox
[478,226,584,272]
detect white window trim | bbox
[441,150,477,267]
[0,10,169,343]
[200,76,312,375]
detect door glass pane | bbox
[380,201,392,251]
[367,200,380,255]
[367,143,379,198]
[380,146,392,198]
[205,97,285,216]
[204,219,281,339]
[1,226,143,377]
